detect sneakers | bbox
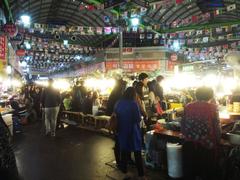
[51,132,56,137]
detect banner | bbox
[105,60,160,72]
[0,35,6,61]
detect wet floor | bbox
[13,123,168,180]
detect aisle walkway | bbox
[13,123,167,180]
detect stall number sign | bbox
[0,36,6,61]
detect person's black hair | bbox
[148,80,156,92]
[195,87,214,101]
[132,80,138,88]
[156,75,164,82]
[122,87,136,100]
[138,73,148,81]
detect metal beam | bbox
[3,0,14,22]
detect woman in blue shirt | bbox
[114,87,145,179]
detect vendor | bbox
[181,86,221,180]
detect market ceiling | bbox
[4,0,240,75]
[7,0,240,29]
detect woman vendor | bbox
[181,86,221,180]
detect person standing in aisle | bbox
[106,79,127,169]
[138,73,150,128]
[41,79,61,137]
[71,80,87,111]
[114,87,146,180]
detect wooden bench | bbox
[95,115,110,129]
[61,111,110,130]
[62,111,84,124]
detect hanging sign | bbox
[106,60,160,72]
[3,23,18,37]
[123,48,134,55]
[16,49,26,56]
[0,35,6,61]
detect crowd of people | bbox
[0,72,228,180]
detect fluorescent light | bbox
[63,40,68,46]
[6,65,12,74]
[24,42,31,49]
[20,15,31,26]
[131,17,139,26]
[173,40,180,51]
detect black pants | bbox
[183,142,218,180]
[121,151,144,177]
[114,135,121,166]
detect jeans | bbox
[44,106,60,135]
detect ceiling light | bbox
[63,40,68,46]
[131,17,140,27]
[20,15,31,26]
[173,40,180,51]
[131,17,140,26]
[6,65,12,74]
[24,42,31,50]
[21,61,27,67]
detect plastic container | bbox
[167,143,183,178]
[2,114,13,135]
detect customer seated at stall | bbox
[92,91,102,115]
[181,86,221,180]
[63,93,72,111]
[114,87,146,180]
[71,80,86,112]
[82,91,93,115]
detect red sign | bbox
[123,48,133,54]
[3,23,18,37]
[105,60,160,72]
[0,36,6,61]
[16,49,26,56]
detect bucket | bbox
[167,143,183,178]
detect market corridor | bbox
[12,123,166,180]
[13,123,115,180]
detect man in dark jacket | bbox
[41,79,61,137]
[71,80,86,111]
